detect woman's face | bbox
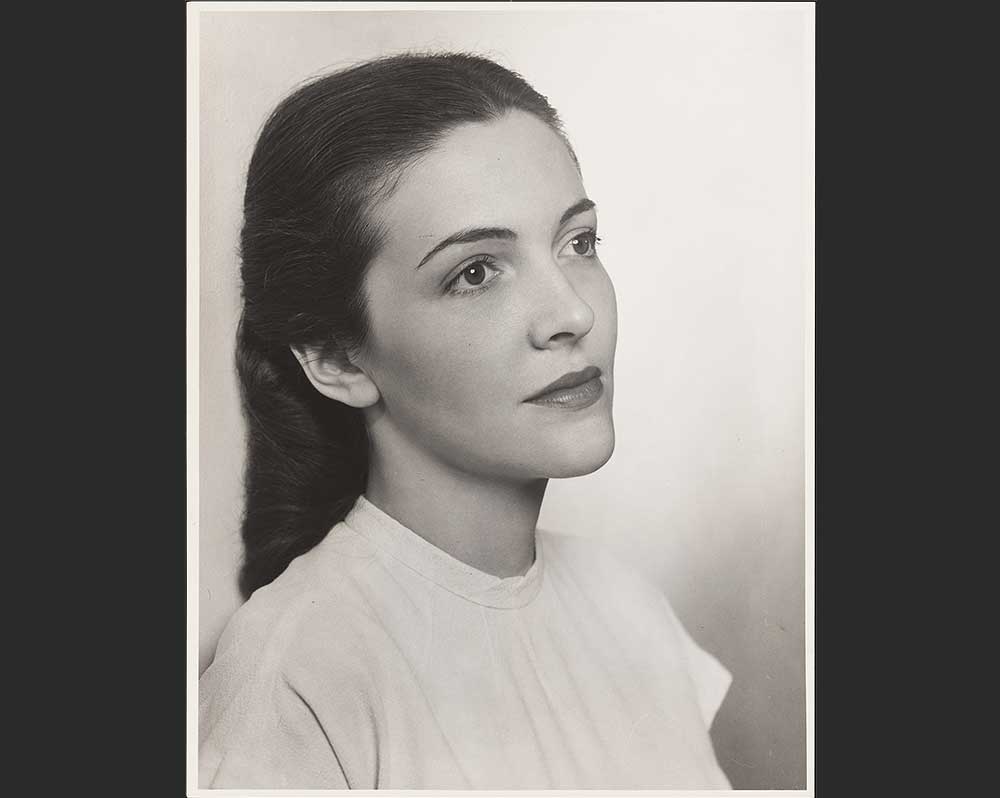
[356,110,617,482]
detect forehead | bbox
[374,111,586,254]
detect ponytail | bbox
[236,321,368,599]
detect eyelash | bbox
[567,231,602,258]
[444,230,603,297]
[444,254,500,297]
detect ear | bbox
[291,343,380,409]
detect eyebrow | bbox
[415,198,597,270]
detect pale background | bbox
[195,3,810,790]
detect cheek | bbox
[365,307,512,417]
[584,264,619,353]
[601,270,618,331]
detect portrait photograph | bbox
[187,1,814,793]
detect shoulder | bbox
[537,528,732,727]
[537,528,665,609]
[536,527,625,576]
[199,524,388,786]
[200,523,389,712]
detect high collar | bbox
[342,494,545,610]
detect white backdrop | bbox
[193,3,811,789]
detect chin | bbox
[543,427,616,479]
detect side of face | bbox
[354,110,618,481]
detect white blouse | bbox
[199,495,732,789]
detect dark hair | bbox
[236,51,573,599]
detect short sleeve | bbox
[199,670,350,789]
[662,599,733,728]
[546,532,734,731]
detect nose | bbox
[527,262,596,350]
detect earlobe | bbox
[291,344,380,409]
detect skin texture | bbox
[299,110,618,577]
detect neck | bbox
[364,432,547,579]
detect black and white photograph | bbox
[187,1,814,793]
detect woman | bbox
[199,51,732,789]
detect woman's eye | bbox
[446,258,500,295]
[563,230,602,258]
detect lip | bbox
[525,366,604,409]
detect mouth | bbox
[525,365,604,410]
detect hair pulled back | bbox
[236,52,570,599]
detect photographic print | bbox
[187,2,814,793]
